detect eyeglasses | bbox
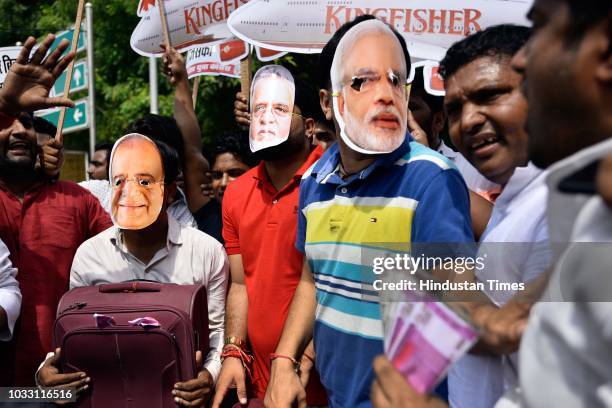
[210,169,247,180]
[252,103,292,118]
[333,69,409,97]
[112,175,164,190]
[251,103,304,120]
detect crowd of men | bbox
[0,0,611,406]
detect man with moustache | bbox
[38,134,229,407]
[371,2,612,406]
[87,143,112,180]
[265,19,472,407]
[211,67,327,407]
[509,1,612,406]
[438,25,549,408]
[314,14,493,241]
[201,132,255,244]
[0,35,112,386]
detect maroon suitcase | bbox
[53,281,208,407]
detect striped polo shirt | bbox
[296,136,474,407]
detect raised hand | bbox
[161,45,188,87]
[39,137,64,178]
[407,109,429,147]
[0,35,75,117]
[234,92,250,130]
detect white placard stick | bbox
[55,0,86,143]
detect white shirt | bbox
[0,238,20,341]
[438,141,500,195]
[69,214,229,382]
[449,163,551,408]
[79,180,197,228]
[516,138,612,408]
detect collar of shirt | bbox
[437,141,458,160]
[494,162,545,212]
[545,137,612,244]
[0,177,48,201]
[310,134,412,186]
[252,145,323,195]
[173,186,188,205]
[110,214,183,265]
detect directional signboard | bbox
[36,98,89,134]
[0,46,19,89]
[52,60,87,95]
[51,26,86,56]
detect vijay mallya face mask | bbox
[330,19,409,155]
[109,133,165,230]
[249,65,296,153]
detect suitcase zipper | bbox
[59,301,87,314]
[56,305,197,374]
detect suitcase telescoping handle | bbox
[99,281,163,293]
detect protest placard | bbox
[131,0,249,57]
[185,38,247,79]
[227,0,530,60]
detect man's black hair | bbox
[439,24,531,80]
[32,116,57,137]
[94,142,113,161]
[318,15,411,91]
[126,114,185,184]
[126,114,185,164]
[153,139,179,185]
[293,74,321,120]
[208,130,258,168]
[563,1,612,42]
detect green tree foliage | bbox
[0,0,248,151]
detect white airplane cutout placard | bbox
[131,0,249,57]
[227,0,532,60]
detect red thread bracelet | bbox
[221,346,254,379]
[302,353,315,364]
[270,353,300,372]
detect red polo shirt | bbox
[222,146,326,404]
[0,180,112,386]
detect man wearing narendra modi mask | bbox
[265,18,474,407]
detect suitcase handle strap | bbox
[99,281,162,293]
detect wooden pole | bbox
[192,76,200,109]
[157,0,171,49]
[55,0,86,143]
[240,52,252,104]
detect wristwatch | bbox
[224,336,246,350]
